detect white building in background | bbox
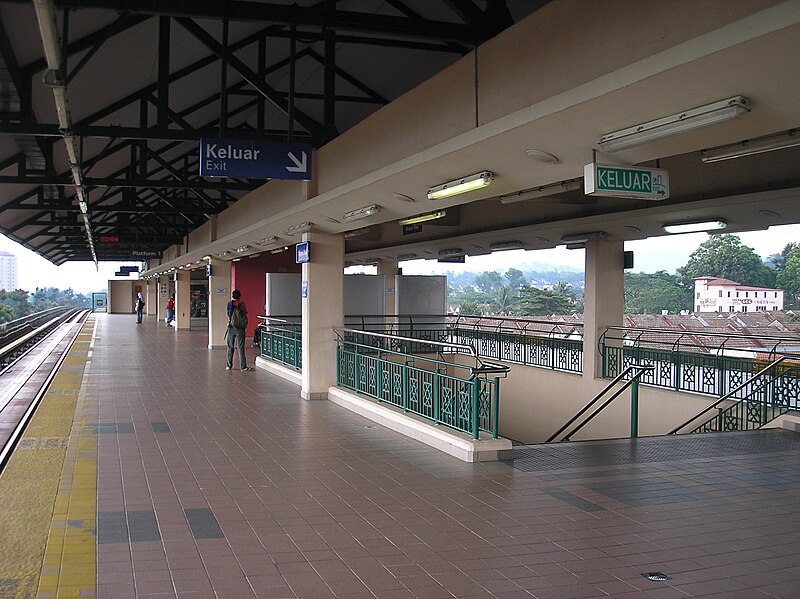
[0,251,18,291]
[694,276,784,313]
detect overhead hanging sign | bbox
[199,138,312,180]
[584,163,669,200]
[296,241,310,264]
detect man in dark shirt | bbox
[226,289,252,371]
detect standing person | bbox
[226,289,252,371]
[135,292,145,324]
[165,293,175,326]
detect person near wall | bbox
[165,293,175,326]
[226,289,252,371]
[135,292,145,324]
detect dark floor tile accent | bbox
[151,421,171,433]
[98,511,128,544]
[589,477,711,507]
[128,510,161,542]
[184,508,224,539]
[91,422,135,434]
[542,487,606,512]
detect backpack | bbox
[230,302,247,329]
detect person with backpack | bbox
[226,289,252,371]
[135,292,145,324]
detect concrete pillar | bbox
[301,230,344,400]
[146,280,158,317]
[377,258,399,316]
[157,276,170,323]
[175,271,191,330]
[583,236,624,380]
[207,259,232,349]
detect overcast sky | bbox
[2,223,799,293]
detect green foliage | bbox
[503,268,527,290]
[625,271,693,314]
[776,245,800,309]
[458,300,483,316]
[0,287,91,323]
[473,271,503,294]
[517,284,576,316]
[491,286,518,316]
[679,234,775,288]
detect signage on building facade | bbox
[199,138,312,180]
[296,242,310,264]
[584,163,669,200]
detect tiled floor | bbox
[89,314,800,598]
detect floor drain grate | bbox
[642,572,670,581]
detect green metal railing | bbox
[600,326,800,400]
[257,316,302,370]
[335,327,510,439]
[546,365,654,442]
[668,356,800,434]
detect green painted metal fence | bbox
[257,317,302,370]
[335,328,508,439]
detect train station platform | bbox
[2,313,800,598]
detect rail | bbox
[334,327,510,439]
[256,316,302,370]
[546,365,654,443]
[0,308,77,368]
[668,356,800,434]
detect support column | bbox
[377,258,398,316]
[157,276,169,323]
[583,236,624,379]
[174,271,191,330]
[146,280,158,317]
[208,259,231,349]
[301,230,344,400]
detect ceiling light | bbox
[392,193,416,203]
[598,96,750,152]
[232,258,241,262]
[489,241,524,251]
[218,251,230,258]
[287,222,312,235]
[342,204,380,223]
[397,253,418,260]
[662,220,727,234]
[270,246,289,254]
[700,128,800,162]
[438,247,464,257]
[427,171,493,200]
[561,231,607,244]
[255,236,278,246]
[399,210,446,225]
[499,178,582,204]
[235,245,250,253]
[202,255,211,260]
[344,226,372,238]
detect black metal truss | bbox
[0,0,524,263]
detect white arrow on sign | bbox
[286,151,308,173]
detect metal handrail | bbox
[334,327,510,378]
[546,365,654,443]
[603,325,800,351]
[667,356,788,435]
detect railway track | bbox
[0,309,90,471]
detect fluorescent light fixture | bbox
[662,219,727,234]
[342,204,380,223]
[701,128,800,163]
[427,171,493,200]
[397,253,418,260]
[202,255,211,260]
[344,226,372,239]
[598,96,750,152]
[287,222,312,235]
[560,231,607,244]
[235,245,250,253]
[499,178,582,204]
[232,258,241,262]
[399,210,446,225]
[438,247,464,257]
[218,251,230,258]
[489,241,523,251]
[270,246,289,254]
[255,236,278,246]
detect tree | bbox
[492,286,518,316]
[776,245,800,309]
[474,271,503,294]
[503,268,527,291]
[517,285,575,316]
[679,234,776,288]
[0,289,33,319]
[458,300,483,316]
[625,271,692,314]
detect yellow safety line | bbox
[0,317,97,599]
